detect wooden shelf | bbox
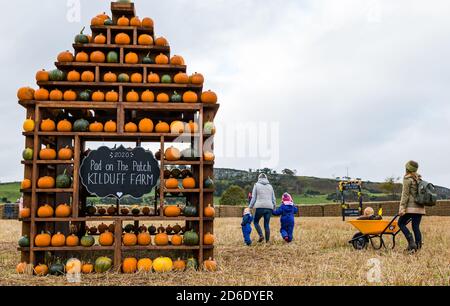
[20,246,115,252]
[91,25,154,33]
[73,43,169,52]
[24,216,213,222]
[37,81,202,90]
[55,62,186,71]
[22,160,74,165]
[35,189,74,193]
[121,245,213,251]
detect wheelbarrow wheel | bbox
[352,232,369,250]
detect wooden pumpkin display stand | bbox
[18,2,219,273]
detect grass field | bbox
[1,217,449,286]
[0,182,21,202]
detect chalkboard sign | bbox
[79,145,160,199]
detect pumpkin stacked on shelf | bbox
[17,1,218,275]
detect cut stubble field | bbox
[0,217,449,286]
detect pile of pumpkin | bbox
[84,205,155,216]
[16,256,217,276]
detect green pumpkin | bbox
[104,19,113,26]
[81,234,95,247]
[204,177,215,189]
[132,207,140,216]
[56,169,72,188]
[186,257,199,270]
[183,202,198,217]
[148,225,157,235]
[204,122,216,135]
[118,73,130,83]
[171,91,182,103]
[161,74,172,84]
[124,224,135,233]
[22,148,34,160]
[142,52,153,64]
[107,51,119,63]
[73,119,89,132]
[95,257,112,273]
[184,230,200,246]
[18,235,30,248]
[74,26,89,44]
[78,90,91,101]
[49,69,65,81]
[49,261,65,276]
[86,205,97,216]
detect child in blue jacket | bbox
[241,208,253,246]
[273,193,298,243]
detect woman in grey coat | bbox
[249,173,276,243]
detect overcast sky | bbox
[0,0,449,187]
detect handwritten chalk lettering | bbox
[80,146,160,199]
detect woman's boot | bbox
[406,234,417,253]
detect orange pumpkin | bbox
[183,91,198,103]
[122,233,137,246]
[190,72,205,85]
[138,34,153,45]
[55,203,71,218]
[90,51,106,63]
[130,16,142,27]
[57,50,74,62]
[49,89,63,101]
[142,17,154,28]
[39,145,57,160]
[125,52,139,64]
[186,120,199,134]
[75,51,89,62]
[105,90,119,102]
[125,122,138,133]
[115,33,131,45]
[130,73,143,83]
[37,176,55,189]
[99,231,114,246]
[170,121,185,134]
[34,232,51,247]
[122,258,138,274]
[81,263,94,274]
[117,15,130,26]
[201,90,218,104]
[154,231,169,246]
[92,90,105,102]
[94,33,107,44]
[137,231,152,246]
[173,258,186,272]
[204,204,216,218]
[37,204,54,218]
[36,69,49,82]
[58,146,73,160]
[164,205,181,217]
[34,263,49,276]
[126,90,140,102]
[137,258,153,272]
[67,70,81,82]
[155,53,169,65]
[155,37,169,46]
[66,234,79,247]
[156,93,170,103]
[89,121,104,132]
[138,118,154,133]
[91,16,104,26]
[204,258,218,272]
[174,72,189,84]
[171,234,183,246]
[204,232,215,245]
[40,119,56,132]
[20,207,31,219]
[63,90,77,101]
[81,70,95,82]
[103,71,117,82]
[141,90,155,102]
[165,147,181,161]
[182,177,196,189]
[147,72,160,83]
[165,178,179,189]
[104,120,117,133]
[170,55,185,66]
[96,12,110,22]
[34,88,49,101]
[21,179,32,190]
[16,262,29,274]
[155,121,170,133]
[17,87,35,101]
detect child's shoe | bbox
[284,237,290,243]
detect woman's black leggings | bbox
[398,214,422,244]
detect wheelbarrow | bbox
[347,215,408,250]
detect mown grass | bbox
[0,217,449,286]
[0,182,21,203]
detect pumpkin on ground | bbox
[37,204,54,218]
[34,264,49,276]
[49,261,65,276]
[204,258,218,272]
[81,263,94,274]
[16,262,29,274]
[153,257,173,273]
[66,258,82,275]
[137,258,153,272]
[55,203,71,218]
[173,258,186,272]
[186,257,199,270]
[95,257,112,273]
[122,258,137,274]
[34,231,51,247]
